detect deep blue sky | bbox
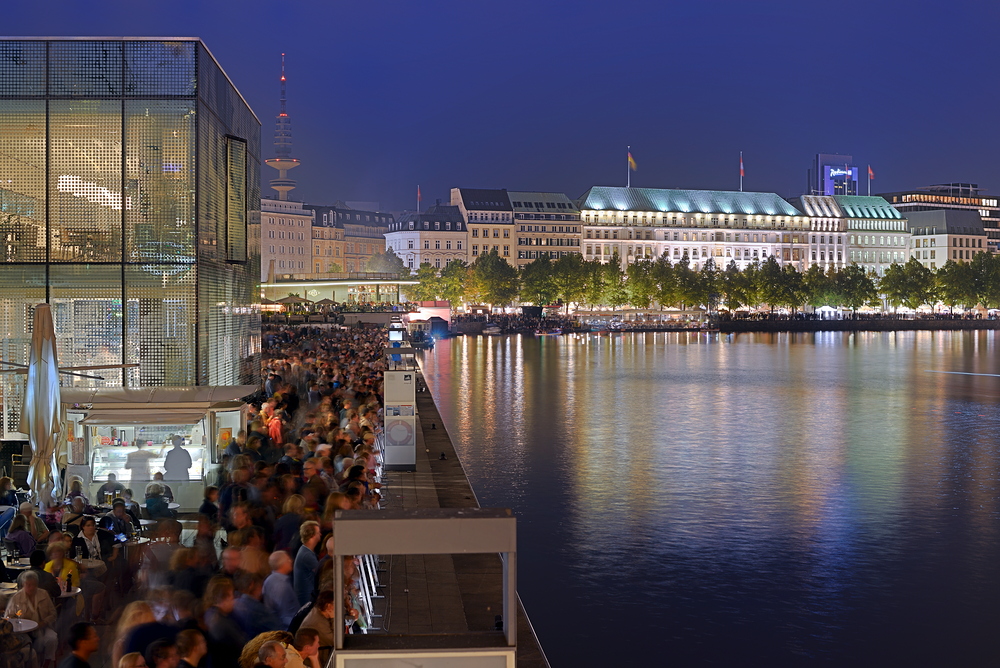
[6,0,999,211]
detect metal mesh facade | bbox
[0,38,260,435]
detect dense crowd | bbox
[451,313,576,333]
[0,324,388,668]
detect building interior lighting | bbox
[57,175,132,210]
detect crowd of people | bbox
[452,312,577,333]
[1,324,389,668]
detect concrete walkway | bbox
[378,371,549,667]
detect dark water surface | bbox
[418,331,1000,666]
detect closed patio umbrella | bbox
[21,304,62,507]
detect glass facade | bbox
[0,38,260,436]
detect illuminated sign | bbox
[828,168,853,177]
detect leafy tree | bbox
[602,251,628,309]
[471,249,519,306]
[742,258,763,309]
[651,254,679,309]
[674,254,701,309]
[970,251,1000,309]
[757,256,785,312]
[519,256,558,305]
[697,258,721,311]
[900,257,936,310]
[439,259,469,305]
[879,262,908,312]
[719,260,748,312]
[837,264,879,310]
[802,264,836,308]
[552,253,588,313]
[365,247,407,275]
[778,263,806,311]
[405,263,440,302]
[626,259,656,309]
[583,258,607,307]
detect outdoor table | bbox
[5,558,30,570]
[59,586,81,599]
[9,618,38,634]
[167,503,180,510]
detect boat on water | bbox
[534,328,562,336]
[482,325,502,335]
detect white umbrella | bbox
[21,304,62,507]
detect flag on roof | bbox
[868,165,874,180]
[628,150,637,171]
[740,154,745,178]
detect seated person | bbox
[121,489,142,526]
[0,475,18,505]
[198,487,219,524]
[64,478,90,508]
[5,571,58,666]
[99,499,135,543]
[27,549,61,601]
[151,473,174,503]
[6,513,36,556]
[62,496,88,530]
[145,484,175,520]
[96,473,126,505]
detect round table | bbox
[59,586,81,599]
[167,502,180,510]
[5,558,30,570]
[9,618,38,634]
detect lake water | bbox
[417,331,1000,666]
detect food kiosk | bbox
[60,386,256,511]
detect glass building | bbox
[0,38,261,435]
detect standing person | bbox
[231,571,282,639]
[5,571,58,668]
[175,630,207,668]
[163,436,193,481]
[145,639,180,668]
[262,551,299,628]
[124,441,157,484]
[203,576,246,668]
[58,622,100,668]
[293,521,321,606]
[198,487,220,523]
[298,590,337,666]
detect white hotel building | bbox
[578,186,812,270]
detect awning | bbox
[62,385,257,407]
[80,410,210,426]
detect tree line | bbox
[402,248,1000,312]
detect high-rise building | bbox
[808,153,859,196]
[0,37,261,433]
[264,54,300,201]
[879,183,1000,253]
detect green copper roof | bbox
[831,195,904,220]
[578,186,802,217]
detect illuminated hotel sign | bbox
[829,168,852,177]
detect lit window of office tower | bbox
[0,37,261,433]
[808,153,858,196]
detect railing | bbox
[348,431,387,634]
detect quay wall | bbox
[716,319,1000,333]
[412,368,551,668]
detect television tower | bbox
[264,53,301,200]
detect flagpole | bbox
[867,165,871,196]
[627,145,631,188]
[740,151,743,192]
[417,185,420,213]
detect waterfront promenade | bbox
[377,371,549,666]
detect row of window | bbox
[849,250,904,263]
[472,228,510,238]
[468,212,511,222]
[471,245,510,257]
[517,238,580,246]
[519,225,580,233]
[315,246,342,257]
[514,213,580,221]
[321,212,392,224]
[511,201,575,210]
[276,260,305,269]
[267,230,304,240]
[266,217,307,227]
[389,221,464,232]
[518,251,579,259]
[267,246,306,255]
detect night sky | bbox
[5,0,999,211]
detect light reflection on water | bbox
[418,331,1000,666]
